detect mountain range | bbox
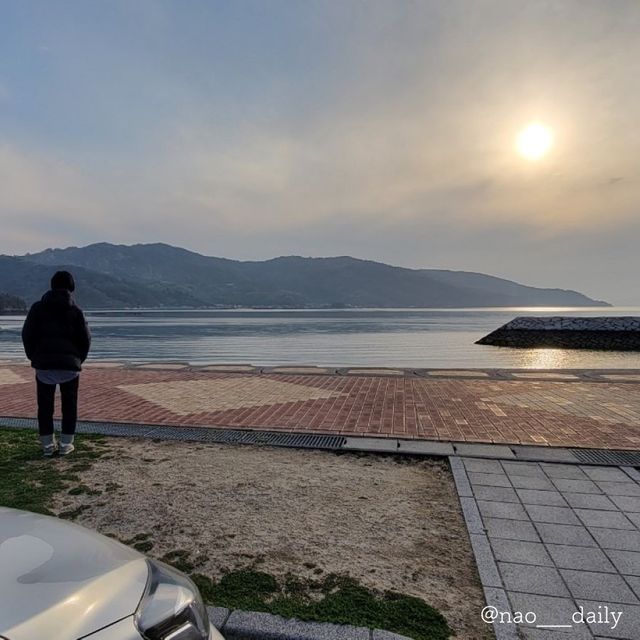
[0,242,609,309]
[0,293,26,312]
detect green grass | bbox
[0,426,108,515]
[0,427,452,639]
[190,570,452,640]
[120,532,155,553]
[68,484,102,496]
[161,549,196,573]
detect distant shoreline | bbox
[7,304,617,313]
[4,304,633,315]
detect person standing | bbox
[22,271,91,456]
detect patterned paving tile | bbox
[118,377,347,414]
[133,363,188,370]
[346,368,405,376]
[198,365,256,372]
[1,363,640,447]
[428,370,490,377]
[270,367,331,374]
[84,361,126,368]
[511,372,580,380]
[486,384,640,425]
[0,369,28,386]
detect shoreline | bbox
[2,357,640,379]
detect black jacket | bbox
[21,290,91,371]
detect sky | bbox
[1,0,639,304]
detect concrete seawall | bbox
[476,316,640,350]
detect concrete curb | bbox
[449,456,518,640]
[207,607,411,640]
[6,415,640,465]
[7,414,640,470]
[5,357,640,383]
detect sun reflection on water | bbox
[518,348,576,369]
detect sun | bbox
[516,122,553,160]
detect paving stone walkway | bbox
[452,457,640,639]
[1,362,640,448]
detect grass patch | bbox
[154,545,452,638]
[155,547,452,639]
[120,532,155,553]
[161,549,195,573]
[68,484,102,496]
[105,532,156,553]
[133,540,154,553]
[59,504,92,520]
[189,569,451,640]
[0,427,108,515]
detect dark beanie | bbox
[51,270,75,292]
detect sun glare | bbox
[516,122,553,160]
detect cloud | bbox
[154,95,639,238]
[0,1,639,302]
[0,143,107,250]
[135,0,640,239]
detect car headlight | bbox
[135,559,210,640]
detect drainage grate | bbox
[78,422,157,437]
[0,416,346,451]
[144,427,252,444]
[570,448,640,466]
[146,427,347,450]
[0,417,157,437]
[0,417,34,430]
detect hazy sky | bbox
[1,1,639,304]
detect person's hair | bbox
[51,270,75,292]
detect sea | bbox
[1,307,639,370]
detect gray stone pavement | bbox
[452,457,640,639]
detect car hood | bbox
[0,507,148,640]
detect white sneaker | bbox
[43,443,57,457]
[59,442,75,456]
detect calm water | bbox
[1,308,640,369]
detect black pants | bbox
[36,376,80,436]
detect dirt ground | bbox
[52,438,492,639]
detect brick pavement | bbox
[1,363,640,449]
[454,457,640,639]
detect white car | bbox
[0,507,224,640]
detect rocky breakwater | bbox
[477,316,640,351]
